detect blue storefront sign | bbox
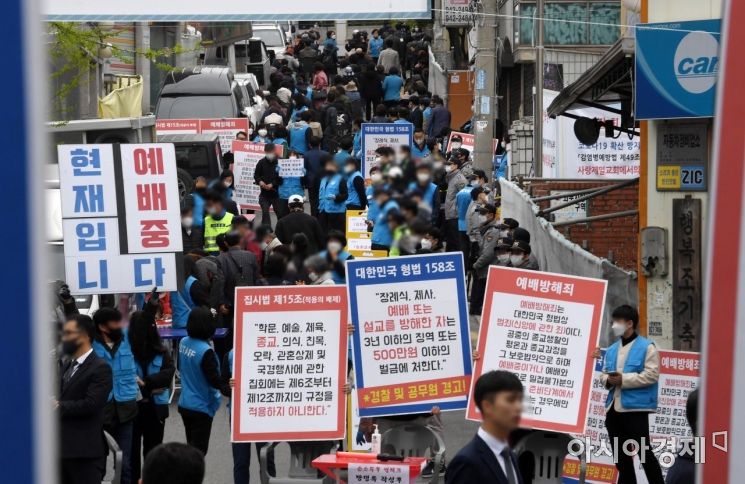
[636,19,721,119]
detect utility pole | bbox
[472,0,498,175]
[534,0,544,177]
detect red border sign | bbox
[466,266,606,434]
[231,285,348,442]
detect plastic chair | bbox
[102,431,122,484]
[259,441,338,484]
[512,430,572,484]
[381,424,446,484]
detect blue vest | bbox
[181,276,197,309]
[289,124,310,154]
[191,192,205,228]
[135,354,171,405]
[372,199,399,247]
[603,335,658,411]
[178,337,222,417]
[319,250,352,283]
[411,143,431,159]
[456,186,474,231]
[169,290,190,329]
[345,171,363,207]
[93,331,138,403]
[353,131,362,158]
[409,181,438,210]
[277,163,304,200]
[319,174,346,213]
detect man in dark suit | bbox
[56,314,113,484]
[445,370,524,484]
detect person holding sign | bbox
[595,305,664,484]
[253,143,283,228]
[446,371,524,484]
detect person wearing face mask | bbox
[443,157,467,252]
[304,137,329,218]
[498,217,519,238]
[181,203,203,254]
[447,134,463,153]
[411,129,430,159]
[202,192,235,255]
[57,314,113,484]
[304,255,336,285]
[210,169,234,200]
[275,194,326,253]
[465,186,488,255]
[366,187,399,252]
[510,227,541,272]
[471,204,500,314]
[92,307,138,484]
[255,225,282,260]
[456,170,487,268]
[508,240,539,270]
[344,158,367,210]
[254,143,283,228]
[408,162,439,223]
[190,177,208,228]
[594,305,664,484]
[319,230,354,283]
[318,158,349,232]
[418,226,445,253]
[492,237,514,266]
[255,126,270,143]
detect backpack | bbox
[324,105,352,153]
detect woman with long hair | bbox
[129,307,175,482]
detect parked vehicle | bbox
[156,66,243,119]
[156,133,224,201]
[250,23,289,61]
[234,39,271,87]
[234,73,267,126]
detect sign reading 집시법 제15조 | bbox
[231,285,348,442]
[58,144,183,295]
[467,266,606,434]
[347,252,473,417]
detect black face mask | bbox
[61,339,81,356]
[107,327,124,342]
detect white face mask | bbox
[344,165,355,174]
[416,172,430,184]
[207,207,219,216]
[450,142,462,150]
[328,241,343,253]
[248,128,254,135]
[223,180,232,188]
[500,229,510,238]
[420,238,432,250]
[498,253,510,263]
[258,129,268,137]
[371,173,383,183]
[308,272,319,282]
[181,216,194,228]
[477,215,487,224]
[470,180,481,187]
[611,322,628,338]
[510,254,524,266]
[374,156,383,165]
[259,242,268,250]
[445,165,454,173]
[265,153,276,161]
[433,161,444,171]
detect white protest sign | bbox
[348,463,410,483]
[232,140,282,210]
[347,253,473,417]
[468,266,606,434]
[199,118,249,155]
[232,285,348,442]
[58,144,183,295]
[361,123,412,179]
[278,157,305,178]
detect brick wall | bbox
[527,181,639,271]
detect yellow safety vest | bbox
[203,212,234,253]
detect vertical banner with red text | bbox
[232,285,348,442]
[347,253,472,417]
[467,266,606,434]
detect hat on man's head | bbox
[511,240,531,254]
[496,237,514,249]
[288,194,304,206]
[500,218,519,230]
[477,203,498,215]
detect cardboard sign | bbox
[58,144,183,295]
[348,463,410,483]
[232,140,284,209]
[347,253,472,417]
[361,123,412,179]
[467,266,606,434]
[231,285,348,442]
[278,157,305,178]
[346,210,371,252]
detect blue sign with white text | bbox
[346,253,472,417]
[636,19,721,119]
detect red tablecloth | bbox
[312,453,427,483]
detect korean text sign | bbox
[348,463,410,483]
[231,285,348,442]
[58,144,183,295]
[347,253,472,417]
[361,123,412,179]
[232,141,284,209]
[467,266,606,434]
[156,118,249,155]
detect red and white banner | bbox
[231,285,348,442]
[155,118,249,155]
[701,0,744,481]
[467,266,606,434]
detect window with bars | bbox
[515,1,621,46]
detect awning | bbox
[546,35,635,118]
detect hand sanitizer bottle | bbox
[370,424,381,454]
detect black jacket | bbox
[254,156,282,198]
[445,435,523,484]
[217,247,261,305]
[58,351,113,459]
[275,211,327,254]
[182,226,204,254]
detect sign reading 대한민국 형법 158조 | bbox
[347,252,473,417]
[361,123,412,179]
[231,285,348,442]
[467,266,606,434]
[636,19,721,120]
[42,0,430,20]
[59,144,183,295]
